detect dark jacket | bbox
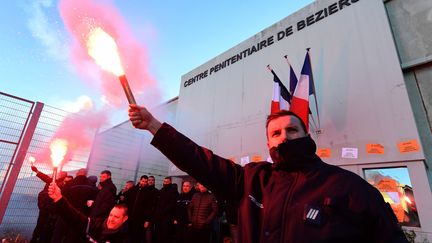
[151,123,408,243]
[54,197,129,243]
[91,178,117,219]
[154,184,179,225]
[125,184,159,223]
[64,175,98,216]
[174,190,195,225]
[188,191,218,229]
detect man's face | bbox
[106,207,128,230]
[197,183,207,193]
[125,182,134,191]
[139,178,148,187]
[99,173,110,183]
[266,115,307,149]
[163,178,171,186]
[182,182,192,193]
[148,177,155,186]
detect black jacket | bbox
[151,123,408,243]
[154,184,179,225]
[54,197,129,243]
[91,178,117,219]
[125,184,159,223]
[174,191,195,225]
[188,191,218,229]
[64,175,98,216]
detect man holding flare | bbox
[128,104,408,242]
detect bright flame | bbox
[50,139,68,167]
[86,27,124,76]
[404,195,412,204]
[29,156,36,164]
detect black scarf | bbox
[269,135,322,171]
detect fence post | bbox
[0,102,44,224]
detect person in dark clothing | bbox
[124,175,149,242]
[64,169,98,216]
[48,182,129,243]
[173,180,195,243]
[224,200,239,243]
[128,105,409,243]
[30,165,67,243]
[153,177,179,243]
[144,175,160,243]
[56,169,99,243]
[188,183,218,243]
[90,170,117,220]
[31,185,56,243]
[117,180,134,204]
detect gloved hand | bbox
[31,165,38,173]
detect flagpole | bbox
[267,64,292,105]
[306,48,321,130]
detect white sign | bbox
[341,147,358,159]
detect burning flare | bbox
[28,156,36,164]
[86,27,124,76]
[50,139,68,168]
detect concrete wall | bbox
[385,0,432,188]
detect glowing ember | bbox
[404,195,412,204]
[28,156,36,164]
[86,27,124,76]
[50,139,68,167]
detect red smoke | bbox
[34,107,107,169]
[59,0,161,107]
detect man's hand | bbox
[31,165,38,173]
[48,182,62,202]
[144,221,149,228]
[128,104,162,135]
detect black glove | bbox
[31,165,38,173]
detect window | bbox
[363,167,420,227]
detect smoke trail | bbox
[58,0,161,107]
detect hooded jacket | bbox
[151,123,408,243]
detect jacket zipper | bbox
[279,172,299,243]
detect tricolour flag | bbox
[290,52,311,130]
[270,69,291,114]
[289,64,298,95]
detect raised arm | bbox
[128,104,244,202]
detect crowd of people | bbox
[30,165,237,243]
[29,105,408,243]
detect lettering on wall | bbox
[184,0,360,88]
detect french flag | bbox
[290,53,311,131]
[270,69,291,114]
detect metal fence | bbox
[0,92,92,239]
[0,91,171,240]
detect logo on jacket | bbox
[248,195,264,209]
[303,205,322,226]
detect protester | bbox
[188,182,218,243]
[144,175,160,243]
[30,165,67,243]
[128,105,408,243]
[173,180,195,243]
[90,170,117,219]
[153,177,179,243]
[48,182,129,242]
[117,180,134,204]
[51,169,98,243]
[124,175,149,242]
